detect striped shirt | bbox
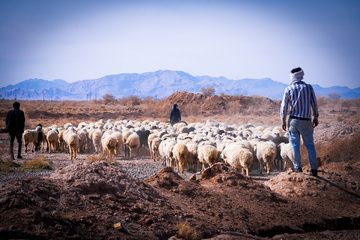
[280,81,319,123]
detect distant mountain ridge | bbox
[0,70,359,100]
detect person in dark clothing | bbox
[5,102,25,160]
[170,104,181,124]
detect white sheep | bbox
[111,131,123,156]
[278,142,294,170]
[172,143,191,173]
[63,130,79,160]
[102,132,117,159]
[122,130,133,157]
[92,129,103,153]
[57,128,66,152]
[77,128,88,153]
[46,129,59,153]
[161,139,177,167]
[197,144,218,171]
[23,125,43,152]
[151,137,162,161]
[221,144,253,176]
[185,142,199,171]
[256,141,276,175]
[125,132,140,158]
[147,133,157,159]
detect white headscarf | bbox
[290,69,304,84]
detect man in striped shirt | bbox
[280,67,319,177]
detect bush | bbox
[86,152,108,162]
[128,95,141,106]
[177,221,200,240]
[24,155,52,170]
[102,94,116,105]
[201,86,215,96]
[316,132,360,164]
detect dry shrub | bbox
[0,161,21,173]
[0,152,21,173]
[316,132,360,164]
[316,96,329,108]
[0,161,12,173]
[141,97,157,116]
[200,86,215,96]
[85,152,109,162]
[148,101,169,118]
[177,221,200,240]
[24,154,52,170]
[92,99,103,105]
[118,95,142,106]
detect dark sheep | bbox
[136,130,151,148]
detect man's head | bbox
[13,102,20,109]
[173,104,178,109]
[290,67,304,83]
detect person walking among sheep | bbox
[280,67,319,177]
[170,104,181,124]
[5,101,25,160]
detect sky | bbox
[0,0,360,89]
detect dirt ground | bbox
[0,92,360,240]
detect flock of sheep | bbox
[22,119,295,177]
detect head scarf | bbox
[290,68,304,84]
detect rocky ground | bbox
[0,92,360,239]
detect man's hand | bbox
[313,119,319,128]
[282,123,287,132]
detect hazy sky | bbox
[1,0,360,88]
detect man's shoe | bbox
[310,169,318,177]
[295,167,303,173]
[17,155,23,159]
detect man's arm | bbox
[280,89,289,131]
[310,85,319,128]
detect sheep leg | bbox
[125,146,129,157]
[259,159,263,174]
[266,162,271,175]
[180,162,185,173]
[73,146,77,159]
[201,164,206,172]
[69,146,73,160]
[150,148,154,159]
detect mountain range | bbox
[1,70,359,101]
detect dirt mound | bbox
[265,161,360,220]
[1,161,360,239]
[163,91,279,114]
[0,161,171,239]
[145,163,347,238]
